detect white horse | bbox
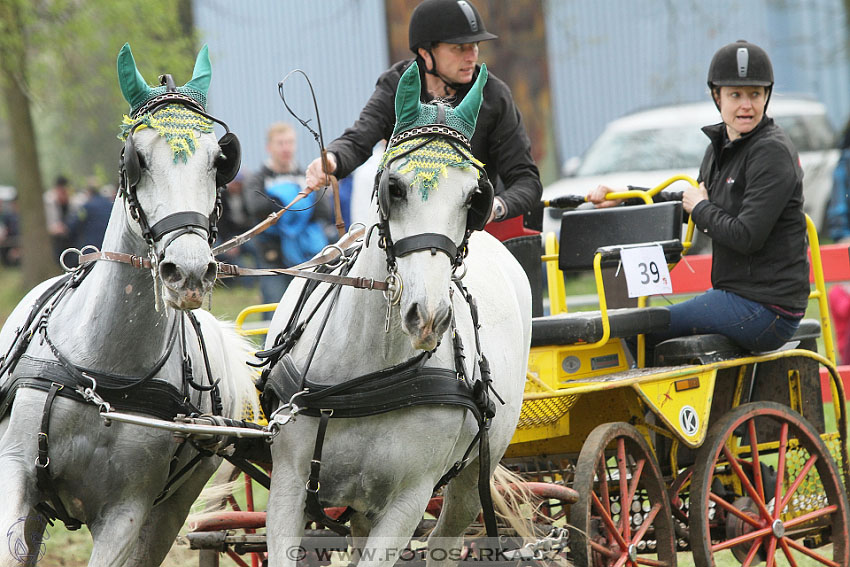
[0,44,258,567]
[262,63,532,567]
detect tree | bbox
[0,0,196,289]
[0,0,54,286]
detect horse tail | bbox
[205,314,263,423]
[490,464,539,539]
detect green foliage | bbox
[0,0,197,187]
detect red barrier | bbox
[819,365,850,402]
[671,244,850,295]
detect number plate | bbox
[620,244,672,298]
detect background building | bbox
[195,0,850,184]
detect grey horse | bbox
[262,63,532,567]
[0,44,258,567]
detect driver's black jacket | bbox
[327,60,543,228]
[650,116,809,312]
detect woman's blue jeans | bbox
[646,289,802,353]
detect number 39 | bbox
[638,261,660,284]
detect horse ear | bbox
[454,63,488,129]
[117,43,152,109]
[395,62,422,127]
[184,44,211,97]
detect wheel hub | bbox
[726,497,767,564]
[627,543,638,562]
[771,519,785,538]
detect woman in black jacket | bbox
[588,40,809,353]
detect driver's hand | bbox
[586,184,624,208]
[305,153,337,192]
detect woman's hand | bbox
[683,182,709,213]
[586,184,624,208]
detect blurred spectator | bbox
[244,122,333,305]
[217,172,261,287]
[67,178,114,250]
[0,196,20,266]
[826,121,850,242]
[43,175,75,261]
[827,121,850,363]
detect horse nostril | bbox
[405,303,424,331]
[159,262,184,285]
[204,262,218,284]
[434,305,453,334]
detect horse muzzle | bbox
[159,256,217,309]
[402,301,452,351]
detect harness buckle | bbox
[35,456,50,468]
[306,479,320,493]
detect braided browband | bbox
[131,92,204,119]
[388,124,470,150]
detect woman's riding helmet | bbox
[707,40,774,109]
[409,0,498,52]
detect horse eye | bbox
[388,177,407,200]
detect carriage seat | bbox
[653,318,821,365]
[531,307,670,347]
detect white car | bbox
[543,97,839,241]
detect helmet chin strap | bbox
[420,51,466,96]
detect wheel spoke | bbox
[613,554,630,567]
[721,444,773,520]
[708,492,762,528]
[778,453,818,513]
[617,438,631,540]
[627,458,646,509]
[747,418,766,503]
[741,537,763,567]
[779,538,800,567]
[589,538,619,558]
[784,536,840,567]
[635,558,673,566]
[765,535,777,567]
[710,525,772,552]
[630,502,662,544]
[773,422,789,521]
[591,491,630,551]
[782,504,839,529]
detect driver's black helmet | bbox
[409,0,498,53]
[707,40,774,89]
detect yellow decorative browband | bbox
[119,104,214,164]
[380,137,483,200]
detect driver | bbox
[588,40,809,354]
[304,0,543,230]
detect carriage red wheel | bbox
[570,422,677,567]
[689,402,850,567]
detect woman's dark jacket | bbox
[691,116,809,312]
[327,60,542,226]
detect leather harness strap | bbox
[35,382,82,531]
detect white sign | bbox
[620,245,673,298]
[679,405,699,436]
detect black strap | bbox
[148,210,209,242]
[224,454,271,490]
[304,410,351,536]
[391,233,458,261]
[35,382,82,530]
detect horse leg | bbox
[86,500,154,567]
[354,485,433,567]
[0,413,44,567]
[266,421,317,567]
[124,458,220,567]
[426,463,483,567]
